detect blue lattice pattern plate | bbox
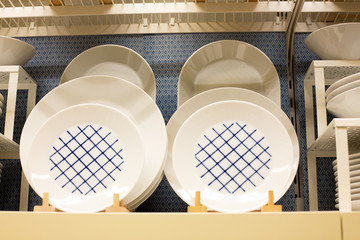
[26,103,144,212]
[177,40,281,107]
[172,100,299,213]
[60,44,156,100]
[165,87,298,209]
[20,76,167,210]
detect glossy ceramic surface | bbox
[327,85,360,118]
[60,44,156,100]
[326,72,360,98]
[172,100,299,212]
[165,87,298,210]
[177,40,281,107]
[20,75,167,207]
[0,35,36,66]
[327,79,360,103]
[27,103,144,212]
[305,23,360,60]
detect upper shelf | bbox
[0,0,360,36]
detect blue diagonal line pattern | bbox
[49,124,124,195]
[195,122,271,194]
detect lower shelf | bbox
[0,211,342,240]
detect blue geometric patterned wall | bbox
[0,32,334,212]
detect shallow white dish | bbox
[336,188,360,197]
[326,72,360,98]
[0,35,36,66]
[27,103,144,212]
[336,193,360,203]
[177,40,281,107]
[165,87,298,209]
[20,75,167,207]
[327,85,360,118]
[172,100,299,213]
[60,44,156,100]
[332,157,360,167]
[305,23,360,60]
[333,160,360,171]
[327,79,360,103]
[335,199,360,210]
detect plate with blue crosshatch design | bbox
[172,100,299,213]
[26,103,144,212]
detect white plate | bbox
[172,100,299,213]
[332,157,360,167]
[336,188,360,196]
[305,22,360,60]
[327,78,360,103]
[60,44,156,100]
[177,40,281,107]
[165,87,298,209]
[27,103,144,212]
[336,193,360,203]
[326,72,360,98]
[335,175,360,184]
[333,161,360,172]
[334,169,360,178]
[327,85,360,118]
[20,75,167,207]
[335,199,360,210]
[0,35,36,66]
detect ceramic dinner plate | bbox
[326,72,360,98]
[177,40,281,107]
[60,44,156,100]
[326,79,360,103]
[336,193,360,203]
[335,199,360,210]
[332,157,360,167]
[20,75,167,208]
[172,100,299,213]
[336,188,360,196]
[165,87,298,210]
[333,161,360,171]
[327,85,360,118]
[27,103,144,212]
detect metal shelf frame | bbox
[0,65,37,211]
[0,0,359,36]
[304,60,360,212]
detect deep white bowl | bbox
[305,23,360,60]
[0,35,36,66]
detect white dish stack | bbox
[325,72,360,118]
[20,45,167,213]
[164,40,300,213]
[333,153,360,210]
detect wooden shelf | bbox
[0,211,342,240]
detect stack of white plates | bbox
[0,93,4,116]
[20,44,167,213]
[165,40,298,212]
[333,153,360,210]
[165,87,299,213]
[326,72,360,118]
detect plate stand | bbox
[261,190,282,212]
[187,191,208,213]
[105,193,130,213]
[33,193,57,212]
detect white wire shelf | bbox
[0,0,359,36]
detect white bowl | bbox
[0,35,36,66]
[327,85,360,118]
[26,103,144,212]
[165,87,298,210]
[172,100,299,213]
[60,44,156,100]
[177,40,281,107]
[20,75,167,208]
[305,23,360,60]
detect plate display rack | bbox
[0,65,37,211]
[304,60,360,212]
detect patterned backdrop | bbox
[0,32,335,212]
